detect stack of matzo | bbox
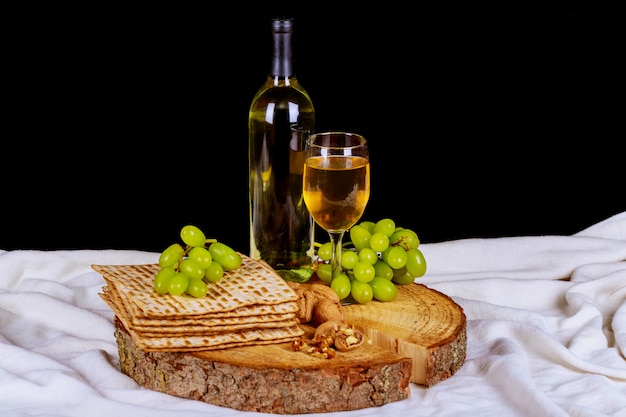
[94,254,304,352]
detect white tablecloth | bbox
[1,212,625,417]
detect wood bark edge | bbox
[114,320,412,414]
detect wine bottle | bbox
[248,17,315,279]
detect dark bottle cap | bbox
[272,17,294,30]
[270,17,295,77]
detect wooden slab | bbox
[115,282,466,414]
[344,282,467,386]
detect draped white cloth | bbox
[1,212,625,417]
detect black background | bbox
[3,4,623,254]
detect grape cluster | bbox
[315,218,427,304]
[155,225,242,297]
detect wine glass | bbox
[303,132,370,279]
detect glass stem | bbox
[328,231,345,278]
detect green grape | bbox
[316,263,333,283]
[209,242,242,271]
[188,246,212,269]
[180,225,206,247]
[392,266,415,285]
[352,261,375,282]
[389,228,420,251]
[351,279,373,304]
[155,226,245,296]
[330,273,351,300]
[154,266,177,295]
[168,272,189,296]
[369,276,398,302]
[405,248,427,278]
[204,261,224,283]
[382,246,408,269]
[179,258,205,280]
[374,218,396,238]
[349,224,371,252]
[320,217,428,303]
[159,243,185,267]
[340,249,359,270]
[369,232,390,252]
[358,247,378,265]
[317,242,333,261]
[373,259,394,280]
[187,279,208,298]
[359,221,376,234]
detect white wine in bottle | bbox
[249,17,315,279]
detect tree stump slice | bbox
[114,282,466,414]
[343,282,466,386]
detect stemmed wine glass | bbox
[303,132,370,279]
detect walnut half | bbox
[314,320,364,352]
[288,282,365,358]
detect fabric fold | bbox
[1,214,625,416]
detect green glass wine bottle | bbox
[248,17,315,281]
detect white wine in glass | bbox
[303,132,370,277]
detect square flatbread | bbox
[94,254,305,352]
[94,256,300,318]
[128,324,305,352]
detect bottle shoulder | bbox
[250,77,314,110]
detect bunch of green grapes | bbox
[315,218,427,304]
[154,225,242,297]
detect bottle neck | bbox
[270,19,294,78]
